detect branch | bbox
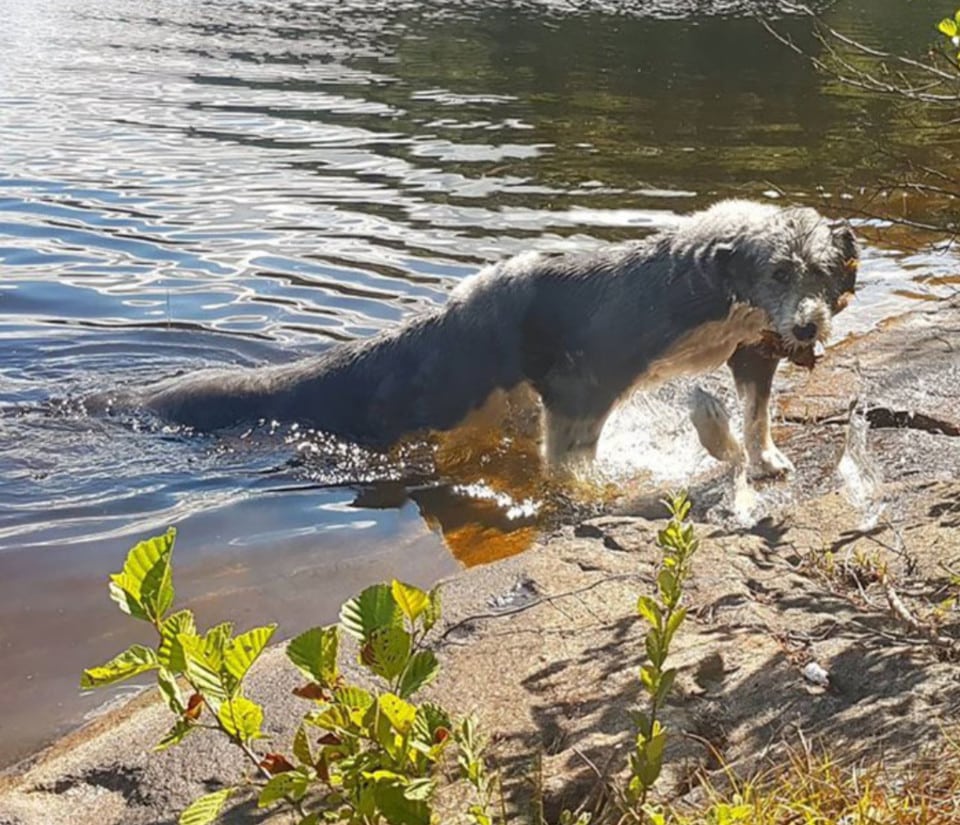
[439,573,640,642]
[757,4,960,104]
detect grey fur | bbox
[101,199,858,471]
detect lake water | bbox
[1,0,958,767]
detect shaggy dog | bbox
[100,200,858,475]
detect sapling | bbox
[623,492,699,824]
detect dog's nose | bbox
[793,322,818,342]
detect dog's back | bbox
[97,199,856,464]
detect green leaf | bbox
[340,583,402,642]
[292,721,314,766]
[657,569,677,604]
[368,702,398,754]
[636,595,662,630]
[81,644,158,689]
[223,625,276,686]
[639,663,659,695]
[397,650,439,699]
[258,770,311,808]
[391,580,429,624]
[633,710,653,740]
[422,586,442,632]
[379,693,417,735]
[178,788,233,825]
[108,528,176,623]
[155,718,196,751]
[287,626,339,687]
[157,667,185,713]
[363,768,406,783]
[202,622,234,669]
[634,727,668,788]
[645,632,663,669]
[331,684,375,730]
[363,625,411,681]
[179,633,228,706]
[306,703,349,732]
[372,778,431,825]
[158,610,197,673]
[217,695,264,743]
[939,17,958,37]
[336,684,374,710]
[468,806,493,825]
[654,667,677,709]
[403,778,436,802]
[413,702,452,744]
[664,607,687,648]
[297,815,321,825]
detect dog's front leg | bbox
[542,408,607,468]
[727,344,794,476]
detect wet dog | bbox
[99,200,858,474]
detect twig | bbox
[571,745,622,817]
[440,573,640,641]
[879,570,958,652]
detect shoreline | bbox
[1,295,958,823]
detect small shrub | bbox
[82,528,476,825]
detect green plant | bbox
[622,492,699,825]
[937,10,960,60]
[81,528,470,825]
[455,714,505,825]
[932,570,960,624]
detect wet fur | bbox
[104,200,858,472]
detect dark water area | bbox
[1,0,958,767]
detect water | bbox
[1,0,958,767]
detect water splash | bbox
[836,400,885,529]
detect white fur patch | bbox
[635,302,770,389]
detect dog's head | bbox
[716,205,859,360]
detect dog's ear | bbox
[832,222,858,294]
[831,222,858,262]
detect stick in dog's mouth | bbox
[759,329,821,370]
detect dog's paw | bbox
[689,387,746,465]
[753,447,795,477]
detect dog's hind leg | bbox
[727,344,794,477]
[542,407,608,467]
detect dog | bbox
[96,200,858,474]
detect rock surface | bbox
[1,298,958,825]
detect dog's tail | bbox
[97,297,528,444]
[83,366,282,431]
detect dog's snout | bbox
[793,322,818,342]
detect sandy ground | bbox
[1,297,958,825]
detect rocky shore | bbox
[1,296,958,825]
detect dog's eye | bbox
[772,267,792,284]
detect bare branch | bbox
[758,3,960,104]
